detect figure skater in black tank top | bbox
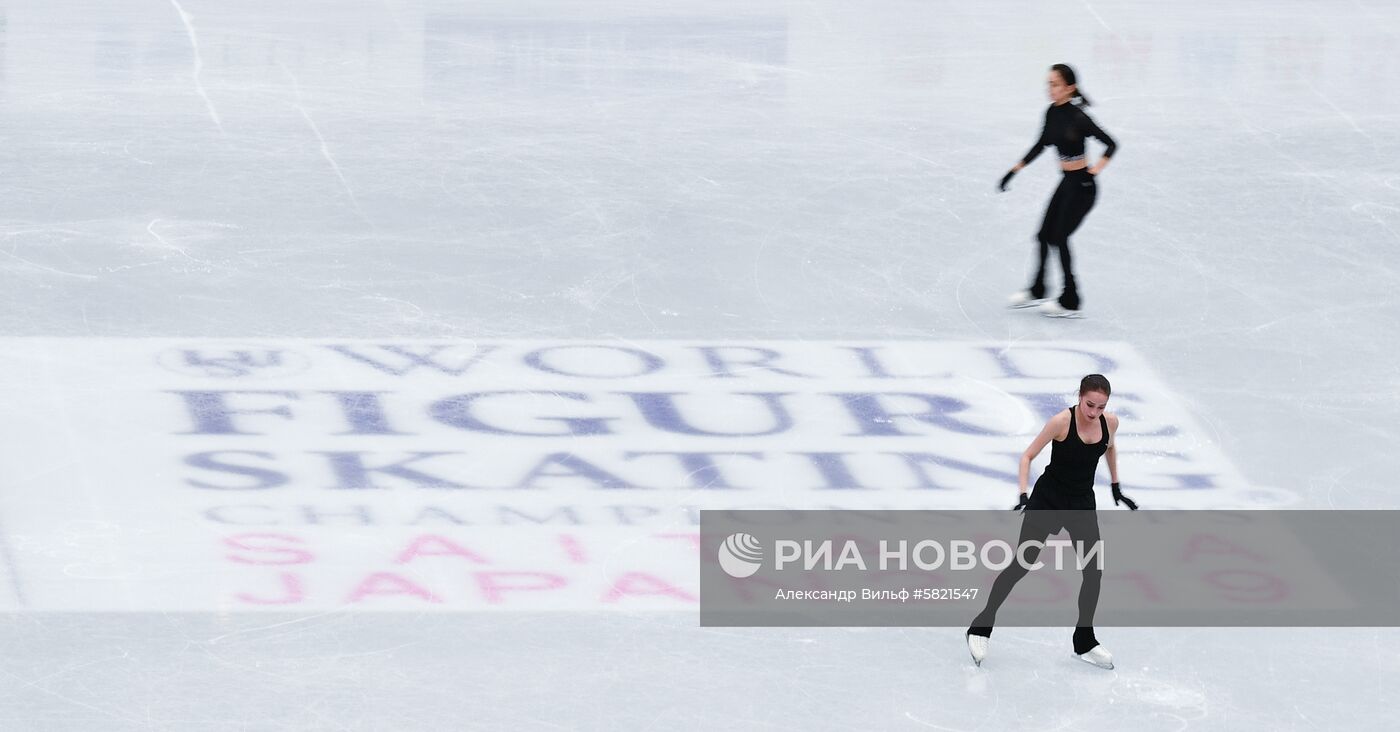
[999,64,1118,318]
[964,375,1139,669]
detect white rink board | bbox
[0,339,1289,611]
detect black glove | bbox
[998,169,1017,192]
[1013,492,1029,511]
[1111,482,1138,510]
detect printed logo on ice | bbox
[718,533,763,578]
[156,344,311,379]
[0,339,1285,612]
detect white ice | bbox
[1,0,1398,729]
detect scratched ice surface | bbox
[1,0,1399,729]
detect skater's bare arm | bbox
[1019,413,1067,492]
[1104,413,1120,483]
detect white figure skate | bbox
[1039,300,1084,319]
[966,632,989,667]
[1007,291,1049,309]
[1075,644,1114,669]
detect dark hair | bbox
[1079,374,1111,397]
[1050,63,1092,106]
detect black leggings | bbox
[969,488,1102,650]
[1029,169,1096,308]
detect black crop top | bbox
[1020,101,1117,165]
[1042,405,1109,493]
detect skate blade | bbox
[1007,300,1048,310]
[1041,309,1084,319]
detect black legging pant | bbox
[1029,169,1097,308]
[968,508,1102,649]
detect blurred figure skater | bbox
[1000,64,1117,318]
[964,374,1138,669]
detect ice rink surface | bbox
[2,0,1399,729]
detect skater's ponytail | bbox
[1051,63,1092,106]
[1079,374,1111,397]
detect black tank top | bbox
[1042,406,1108,493]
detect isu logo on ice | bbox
[718,533,764,578]
[156,345,310,379]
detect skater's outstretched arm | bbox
[1019,109,1051,168]
[1019,411,1069,495]
[1001,112,1051,190]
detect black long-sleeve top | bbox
[1020,100,1117,166]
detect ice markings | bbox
[169,0,224,134]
